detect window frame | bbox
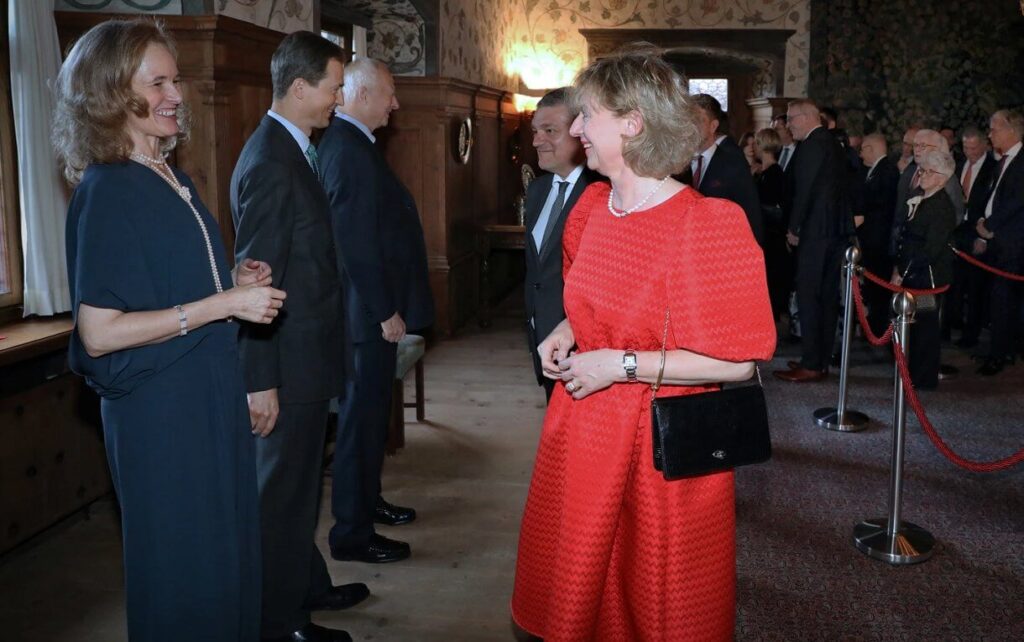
[0,1,25,316]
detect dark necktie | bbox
[305,143,320,181]
[540,180,570,251]
[692,154,704,188]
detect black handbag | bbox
[650,310,772,480]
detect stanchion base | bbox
[853,518,935,565]
[813,407,869,432]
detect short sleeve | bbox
[562,182,607,280]
[68,177,154,313]
[65,167,204,399]
[667,195,776,362]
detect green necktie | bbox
[305,143,320,180]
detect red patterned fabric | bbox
[511,183,776,641]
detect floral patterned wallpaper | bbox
[349,0,426,75]
[506,0,810,96]
[439,0,520,90]
[216,0,315,33]
[56,0,315,33]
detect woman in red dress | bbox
[511,48,776,641]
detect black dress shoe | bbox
[977,358,1005,376]
[268,623,351,642]
[331,532,411,563]
[375,497,416,526]
[305,583,369,611]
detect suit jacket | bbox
[788,126,854,242]
[318,116,434,344]
[523,169,594,381]
[856,156,899,255]
[956,154,998,246]
[984,152,1024,268]
[231,115,346,403]
[681,137,763,244]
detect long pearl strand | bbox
[607,176,670,217]
[130,151,224,293]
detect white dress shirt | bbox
[336,111,376,143]
[985,141,1021,218]
[690,143,719,188]
[779,143,796,171]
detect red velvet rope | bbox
[950,246,1024,282]
[891,341,1024,472]
[858,266,950,295]
[850,276,895,347]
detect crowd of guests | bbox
[733,105,1023,388]
[55,20,432,642]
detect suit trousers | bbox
[256,400,334,638]
[908,296,942,389]
[989,277,1022,361]
[330,339,398,549]
[796,239,844,371]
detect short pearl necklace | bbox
[607,176,669,217]
[130,151,224,293]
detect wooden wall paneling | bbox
[0,372,107,555]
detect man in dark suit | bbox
[681,94,762,245]
[855,133,899,336]
[232,32,365,642]
[774,99,855,382]
[523,87,592,401]
[973,109,1024,375]
[949,127,998,347]
[318,58,435,564]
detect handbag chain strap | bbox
[652,309,670,394]
[650,308,762,392]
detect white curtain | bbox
[9,0,70,316]
[352,25,367,59]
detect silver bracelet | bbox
[174,304,188,336]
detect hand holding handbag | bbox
[650,310,772,480]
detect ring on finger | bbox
[566,381,577,392]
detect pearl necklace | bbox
[130,151,224,293]
[607,176,670,217]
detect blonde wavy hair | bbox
[571,44,700,177]
[53,19,189,184]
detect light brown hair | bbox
[571,44,700,177]
[754,127,781,159]
[53,19,188,184]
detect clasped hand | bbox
[538,320,619,400]
[225,260,285,323]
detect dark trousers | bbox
[330,339,398,549]
[962,264,991,343]
[908,296,942,389]
[257,400,334,638]
[989,277,1022,361]
[796,239,844,371]
[861,248,893,337]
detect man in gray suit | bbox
[232,32,366,642]
[523,88,593,401]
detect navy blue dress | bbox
[65,161,260,641]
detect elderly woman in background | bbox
[54,19,284,640]
[891,149,957,390]
[511,48,776,641]
[754,127,791,322]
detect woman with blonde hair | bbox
[55,19,284,640]
[511,47,775,641]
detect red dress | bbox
[511,183,776,641]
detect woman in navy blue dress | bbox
[54,20,285,641]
